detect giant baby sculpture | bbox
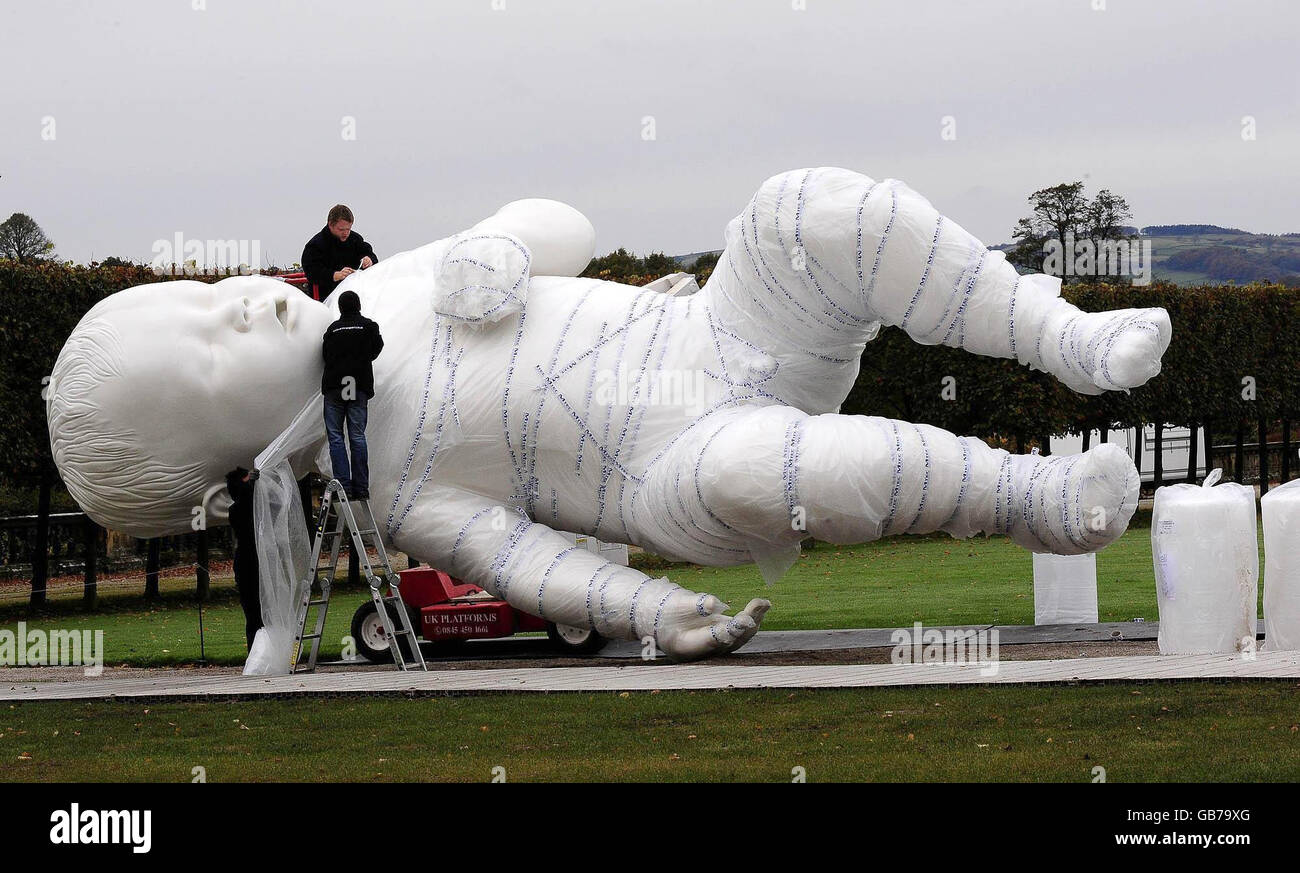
[48,167,1169,671]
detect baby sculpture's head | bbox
[47,277,333,536]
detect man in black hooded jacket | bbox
[322,290,384,499]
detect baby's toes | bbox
[658,598,770,662]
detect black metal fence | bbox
[1211,419,1294,495]
[1,474,360,608]
[1074,417,1295,495]
[1,508,234,608]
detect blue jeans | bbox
[324,394,369,496]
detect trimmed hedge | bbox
[845,281,1300,441]
[0,262,212,487]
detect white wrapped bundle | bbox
[1262,478,1300,651]
[1151,470,1258,654]
[1032,553,1098,624]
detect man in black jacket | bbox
[300,204,379,300]
[322,290,384,499]
[225,466,263,650]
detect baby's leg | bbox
[706,167,1170,404]
[392,486,769,661]
[634,406,1139,561]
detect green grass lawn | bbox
[653,522,1180,630]
[0,520,1267,667]
[2,682,1297,782]
[1,521,1286,785]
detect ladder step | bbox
[298,478,416,673]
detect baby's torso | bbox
[350,268,762,543]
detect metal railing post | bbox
[31,464,51,607]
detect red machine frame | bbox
[350,566,604,662]
[398,567,550,641]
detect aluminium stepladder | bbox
[292,479,427,673]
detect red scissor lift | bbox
[350,567,606,663]
[272,271,314,297]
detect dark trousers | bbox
[233,546,262,650]
[324,393,370,496]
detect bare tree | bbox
[0,213,55,262]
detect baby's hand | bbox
[432,232,532,325]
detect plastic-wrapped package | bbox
[1262,477,1300,651]
[1151,470,1258,654]
[46,170,1174,674]
[1032,553,1098,624]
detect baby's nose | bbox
[229,297,254,332]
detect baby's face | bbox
[92,277,332,475]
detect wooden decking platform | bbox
[4,650,1298,701]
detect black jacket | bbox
[224,467,263,648]
[322,313,384,398]
[225,468,255,541]
[301,226,379,300]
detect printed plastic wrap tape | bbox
[1262,477,1300,651]
[1151,470,1258,655]
[1032,553,1098,624]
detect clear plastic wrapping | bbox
[1152,470,1258,654]
[1262,477,1300,651]
[1032,553,1099,625]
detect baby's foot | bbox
[1040,306,1171,394]
[1006,443,1139,554]
[1086,307,1172,391]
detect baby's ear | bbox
[201,482,233,528]
[432,232,532,325]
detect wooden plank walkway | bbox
[319,620,1176,664]
[595,621,1164,659]
[5,650,1299,701]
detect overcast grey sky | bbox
[2,0,1296,267]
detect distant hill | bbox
[671,227,1300,287]
[1142,229,1300,285]
[988,226,1300,286]
[1140,224,1249,237]
[673,250,721,269]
